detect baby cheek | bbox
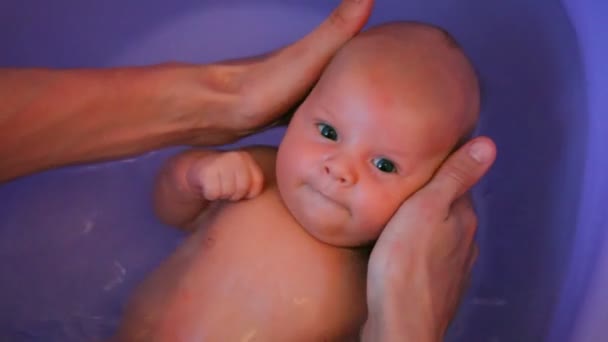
[352,189,397,238]
[383,182,411,212]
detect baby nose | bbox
[323,159,357,185]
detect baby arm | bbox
[153,146,276,231]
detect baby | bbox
[115,21,480,341]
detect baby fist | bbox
[187,151,264,201]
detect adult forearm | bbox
[0,64,238,182]
[361,270,443,342]
[361,301,440,342]
[361,313,439,342]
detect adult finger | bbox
[451,196,479,275]
[426,136,496,206]
[436,195,477,257]
[274,0,373,65]
[465,244,479,275]
[451,193,477,230]
[458,243,478,308]
[245,0,374,107]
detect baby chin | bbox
[280,183,364,247]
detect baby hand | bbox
[186,151,264,201]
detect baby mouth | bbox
[308,184,344,208]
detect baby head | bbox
[275,21,480,247]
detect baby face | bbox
[276,65,461,247]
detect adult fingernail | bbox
[469,141,490,163]
[341,0,364,19]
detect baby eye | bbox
[373,158,397,173]
[317,123,338,141]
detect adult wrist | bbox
[130,63,244,147]
[363,274,442,342]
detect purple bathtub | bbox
[1,0,606,341]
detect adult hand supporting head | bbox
[190,0,375,142]
[362,136,497,342]
[0,0,373,182]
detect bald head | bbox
[277,22,483,245]
[320,21,480,145]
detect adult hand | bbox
[0,0,373,182]
[193,0,375,140]
[362,136,497,342]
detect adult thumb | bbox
[426,136,497,205]
[247,0,374,108]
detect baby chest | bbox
[181,193,367,339]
